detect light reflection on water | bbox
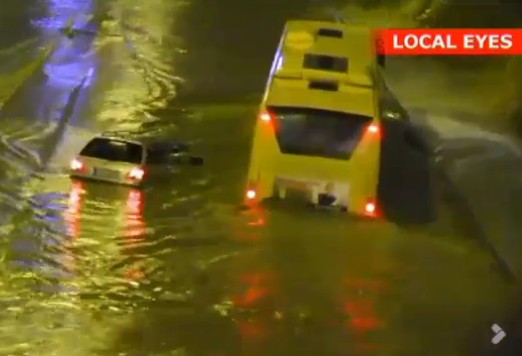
[63,180,149,286]
[65,181,147,239]
[32,0,94,34]
[0,0,103,319]
[214,268,386,354]
[1,0,519,354]
[65,180,83,237]
[0,0,109,301]
[7,178,148,295]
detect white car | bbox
[69,133,203,187]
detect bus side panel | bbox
[246,110,280,200]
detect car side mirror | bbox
[170,152,203,166]
[189,156,204,166]
[170,151,186,158]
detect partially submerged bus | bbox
[244,20,407,217]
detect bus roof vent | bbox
[308,80,338,91]
[303,54,348,73]
[317,28,343,38]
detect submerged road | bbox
[0,1,519,355]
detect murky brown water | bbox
[0,1,519,355]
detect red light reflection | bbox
[231,271,276,356]
[233,272,274,308]
[125,189,146,238]
[123,189,146,280]
[65,180,84,237]
[344,300,383,332]
[247,207,265,227]
[62,181,86,276]
[233,206,266,241]
[238,318,269,356]
[342,278,385,334]
[230,270,387,353]
[344,278,387,293]
[238,319,267,338]
[232,270,278,353]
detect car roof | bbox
[92,132,182,150]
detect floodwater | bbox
[0,0,519,355]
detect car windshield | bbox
[80,138,143,164]
[269,106,373,160]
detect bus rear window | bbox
[80,138,143,164]
[303,54,348,73]
[269,106,372,160]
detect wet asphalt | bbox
[0,0,520,355]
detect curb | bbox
[38,75,89,167]
[411,111,519,281]
[435,158,516,281]
[0,41,57,111]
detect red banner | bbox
[375,29,522,55]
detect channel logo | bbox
[491,324,506,344]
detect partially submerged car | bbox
[69,133,203,187]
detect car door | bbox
[144,147,170,182]
[167,144,191,166]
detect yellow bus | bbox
[244,20,406,217]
